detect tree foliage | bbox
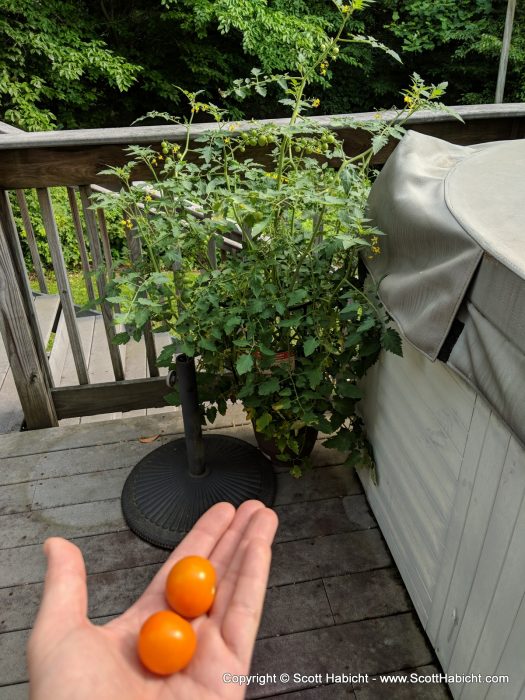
[0,0,141,130]
[0,0,523,131]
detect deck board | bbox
[0,410,450,698]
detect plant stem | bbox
[288,206,325,292]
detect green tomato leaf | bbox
[156,342,179,367]
[258,343,275,356]
[287,288,308,307]
[344,331,362,348]
[199,338,217,352]
[256,412,272,432]
[236,353,254,375]
[225,316,242,335]
[180,342,196,357]
[357,316,376,333]
[323,428,353,452]
[337,381,363,399]
[205,406,218,423]
[134,308,150,328]
[258,376,280,396]
[381,328,403,356]
[304,366,322,389]
[164,390,181,406]
[303,337,318,357]
[112,331,130,345]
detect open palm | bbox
[28,500,279,700]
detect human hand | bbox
[28,500,279,700]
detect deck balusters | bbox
[125,221,160,378]
[97,208,114,276]
[79,185,125,381]
[37,188,90,385]
[66,187,96,303]
[15,190,48,294]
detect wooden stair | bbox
[0,294,177,434]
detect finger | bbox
[221,538,273,668]
[118,501,235,623]
[211,507,278,625]
[188,500,266,636]
[209,500,266,580]
[34,537,88,636]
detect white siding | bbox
[360,342,525,700]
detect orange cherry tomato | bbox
[165,555,216,619]
[138,610,196,675]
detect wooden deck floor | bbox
[0,408,450,700]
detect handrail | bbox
[1,104,524,150]
[0,104,524,189]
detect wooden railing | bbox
[0,104,524,429]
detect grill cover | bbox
[364,130,525,446]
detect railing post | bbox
[0,216,57,429]
[0,190,54,390]
[495,0,517,103]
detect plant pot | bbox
[252,422,318,465]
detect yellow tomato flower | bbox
[312,98,321,108]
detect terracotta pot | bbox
[252,422,318,465]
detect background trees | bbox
[0,0,523,131]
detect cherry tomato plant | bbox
[97,0,453,475]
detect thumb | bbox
[35,537,88,634]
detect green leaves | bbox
[255,412,272,432]
[156,342,179,367]
[323,428,354,452]
[381,328,403,356]
[112,331,130,345]
[224,316,242,335]
[287,288,308,307]
[257,377,279,396]
[337,380,363,400]
[199,338,217,352]
[303,337,318,357]
[304,366,322,389]
[0,0,140,131]
[236,353,254,375]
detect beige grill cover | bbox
[364,130,525,446]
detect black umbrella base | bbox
[121,433,276,549]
